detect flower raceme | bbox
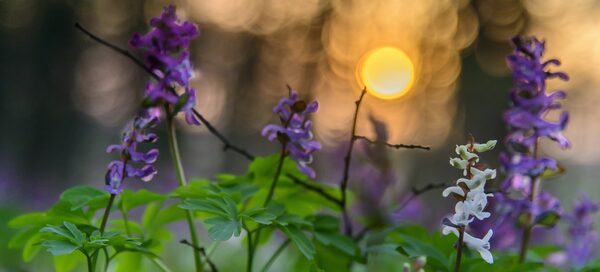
[262,89,321,178]
[105,108,160,194]
[129,4,200,125]
[442,139,497,264]
[501,36,570,196]
[105,6,201,194]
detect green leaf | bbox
[8,212,47,228]
[280,225,315,260]
[119,189,164,213]
[395,234,450,271]
[63,222,84,244]
[179,199,227,217]
[204,216,242,241]
[314,232,356,256]
[41,240,79,256]
[313,215,339,231]
[540,164,565,179]
[242,208,276,225]
[534,211,560,227]
[53,253,82,272]
[170,179,211,198]
[22,232,43,262]
[60,186,108,211]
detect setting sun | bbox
[357,47,415,100]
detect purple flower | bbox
[503,36,570,154]
[498,36,570,232]
[564,195,599,268]
[105,107,160,194]
[262,89,321,178]
[130,5,200,125]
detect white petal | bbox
[442,186,464,198]
[478,248,494,264]
[449,158,468,170]
[473,140,497,153]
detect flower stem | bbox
[260,239,290,272]
[264,146,287,206]
[251,145,287,271]
[165,111,203,272]
[84,251,94,272]
[518,225,532,263]
[518,142,540,263]
[100,193,117,234]
[454,227,465,272]
[246,227,254,272]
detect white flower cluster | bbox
[442,140,497,264]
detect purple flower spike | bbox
[262,89,321,178]
[500,36,570,196]
[130,5,201,125]
[496,35,570,249]
[105,107,161,194]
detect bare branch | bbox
[354,135,430,150]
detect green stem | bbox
[260,239,290,272]
[102,247,110,272]
[100,194,117,234]
[263,146,287,206]
[148,256,173,272]
[119,205,131,236]
[250,145,287,271]
[84,251,94,272]
[92,193,117,270]
[246,228,254,272]
[165,111,203,272]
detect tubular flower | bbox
[105,107,160,194]
[262,89,321,178]
[499,36,569,233]
[442,139,497,264]
[129,4,200,125]
[501,36,570,195]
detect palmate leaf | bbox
[280,225,316,260]
[41,240,79,256]
[241,208,277,225]
[118,189,164,213]
[312,215,357,256]
[204,216,242,241]
[60,186,109,212]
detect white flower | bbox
[463,189,493,220]
[443,138,497,264]
[442,228,494,264]
[473,140,497,153]
[455,145,479,162]
[456,168,496,191]
[448,201,474,226]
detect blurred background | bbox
[1,0,599,270]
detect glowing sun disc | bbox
[357,47,415,100]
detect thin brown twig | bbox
[354,135,430,150]
[74,22,255,161]
[286,174,342,207]
[339,88,367,235]
[180,240,219,272]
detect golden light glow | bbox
[357,47,415,100]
